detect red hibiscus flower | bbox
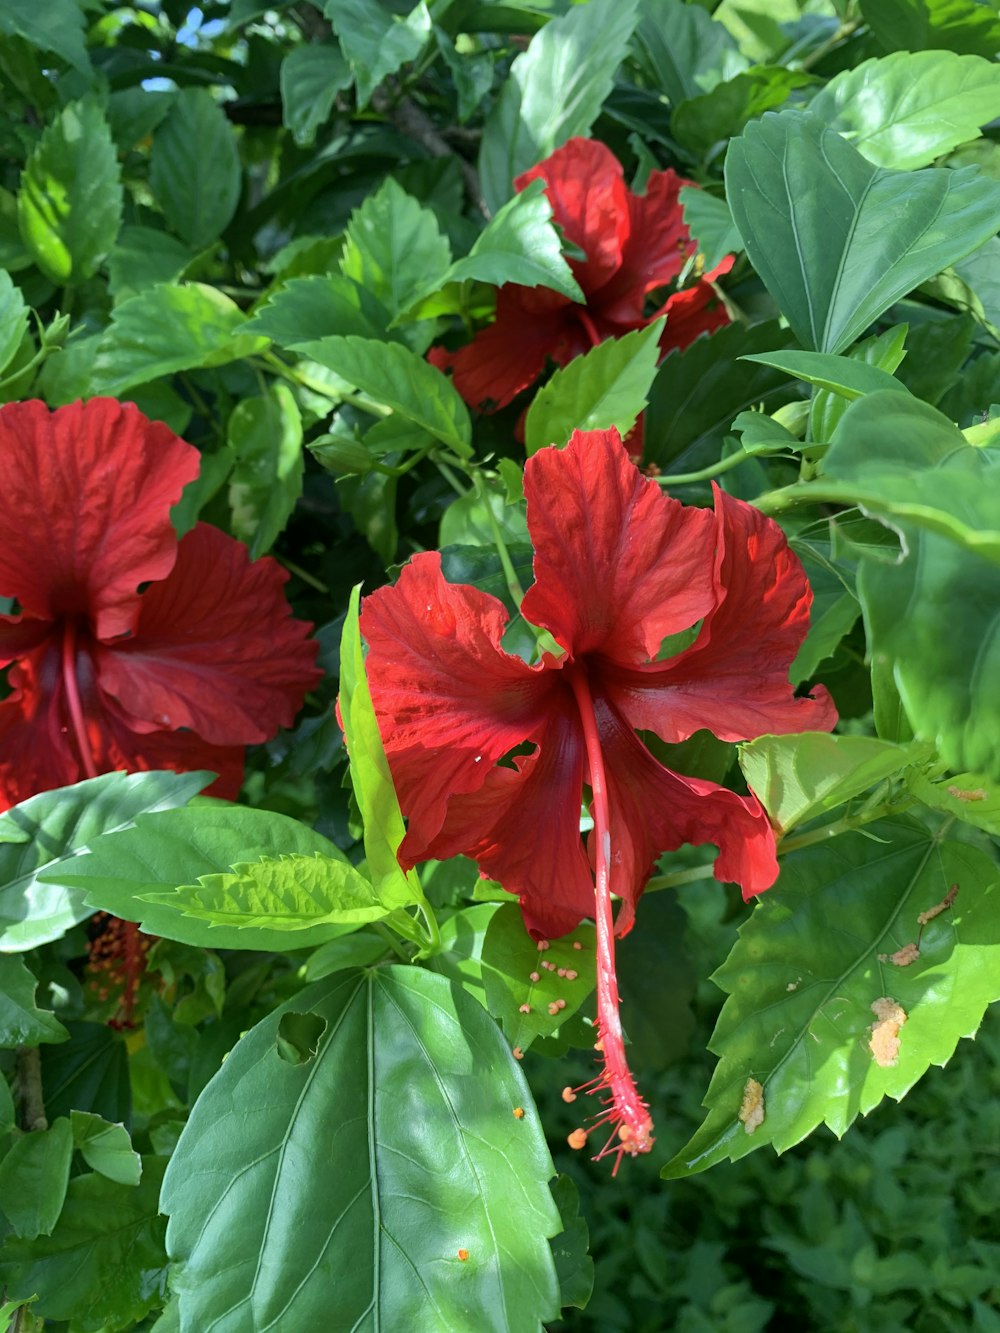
[360,428,835,1165]
[429,137,734,413]
[0,398,321,811]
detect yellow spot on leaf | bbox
[868,996,907,1067]
[738,1077,765,1135]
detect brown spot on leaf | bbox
[738,1078,765,1135]
[868,997,907,1067]
[917,883,959,927]
[947,785,986,802]
[889,942,920,967]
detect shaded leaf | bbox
[149,89,241,250]
[679,187,742,272]
[341,176,452,319]
[40,1022,131,1127]
[70,1111,141,1187]
[324,0,431,107]
[244,274,394,347]
[632,0,747,106]
[550,1175,594,1312]
[0,0,89,75]
[280,42,352,146]
[0,956,67,1048]
[227,383,304,558]
[673,66,814,158]
[0,1119,72,1238]
[861,0,1000,58]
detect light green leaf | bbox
[299,335,472,455]
[0,957,67,1047]
[907,769,1000,836]
[339,585,423,910]
[740,348,908,402]
[162,968,561,1329]
[244,274,394,346]
[91,283,268,395]
[739,733,933,835]
[280,42,352,145]
[809,50,1000,170]
[524,319,664,455]
[0,0,89,75]
[479,0,639,211]
[70,1112,141,1187]
[149,89,241,250]
[340,176,452,319]
[0,270,28,378]
[323,0,431,107]
[679,187,742,272]
[45,805,362,953]
[227,383,304,558]
[18,98,122,285]
[664,818,1000,1176]
[439,482,528,549]
[633,0,748,106]
[725,110,1000,354]
[0,770,209,952]
[860,0,1000,58]
[0,1120,72,1239]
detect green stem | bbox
[653,449,751,488]
[473,470,526,607]
[777,796,916,856]
[278,556,328,594]
[644,863,716,894]
[372,920,412,962]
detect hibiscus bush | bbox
[1,0,1000,1328]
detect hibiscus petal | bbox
[0,645,82,810]
[0,615,52,665]
[592,168,692,324]
[658,257,735,353]
[603,484,837,742]
[0,399,200,641]
[516,137,630,294]
[94,524,320,747]
[521,428,717,661]
[95,710,246,801]
[593,690,780,931]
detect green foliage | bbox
[0,956,67,1047]
[633,0,747,106]
[861,0,1000,57]
[324,0,431,108]
[280,43,352,146]
[0,1119,72,1238]
[70,1112,141,1186]
[149,90,241,251]
[227,383,304,558]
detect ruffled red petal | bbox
[93,524,319,747]
[521,428,716,661]
[603,484,837,742]
[0,615,52,665]
[0,399,200,641]
[658,256,735,353]
[360,552,556,852]
[592,168,692,325]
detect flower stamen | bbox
[61,620,98,780]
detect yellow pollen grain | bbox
[512,1106,525,1119]
[457,1248,469,1261]
[572,941,583,950]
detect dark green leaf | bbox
[40,1022,131,1127]
[301,930,389,980]
[679,187,742,272]
[617,891,697,1072]
[741,348,908,402]
[149,89,241,250]
[70,1112,141,1187]
[162,968,561,1329]
[808,323,909,440]
[861,0,1000,58]
[0,956,68,1048]
[664,818,1000,1175]
[227,383,304,558]
[244,274,394,346]
[18,98,122,285]
[673,66,814,158]
[550,1174,594,1311]
[0,770,209,952]
[725,110,1000,353]
[0,0,89,76]
[275,1010,327,1065]
[808,50,1000,170]
[479,0,639,211]
[323,0,431,107]
[632,0,747,106]
[0,270,28,377]
[0,1119,72,1238]
[341,176,452,320]
[524,319,663,454]
[280,42,352,146]
[107,225,193,302]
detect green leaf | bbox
[439,482,528,549]
[46,805,363,952]
[301,930,389,980]
[339,585,424,911]
[0,270,28,378]
[280,42,352,145]
[808,50,1000,170]
[0,1159,168,1328]
[479,0,639,212]
[70,1112,141,1187]
[481,904,596,1053]
[741,348,908,402]
[0,957,67,1048]
[664,818,1000,1176]
[673,66,814,158]
[323,0,431,107]
[739,733,932,835]
[0,770,209,952]
[244,274,394,346]
[822,392,1000,557]
[40,1022,131,1127]
[859,527,1000,777]
[907,769,1000,836]
[809,322,909,441]
[300,335,472,455]
[0,0,89,76]
[162,968,561,1329]
[861,0,1000,58]
[149,89,241,250]
[92,283,268,395]
[227,383,304,558]
[0,1119,73,1238]
[679,187,741,272]
[725,110,1000,353]
[632,0,748,106]
[107,225,193,303]
[524,319,664,455]
[550,1175,595,1312]
[275,1010,327,1065]
[18,98,122,285]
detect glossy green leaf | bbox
[0,1119,72,1238]
[664,818,1000,1176]
[162,967,561,1329]
[323,0,431,107]
[92,283,268,395]
[524,319,663,455]
[149,89,241,250]
[725,110,1000,354]
[809,323,909,441]
[439,482,528,549]
[0,770,209,952]
[300,335,472,454]
[18,98,122,285]
[0,0,89,75]
[679,187,741,272]
[244,274,394,347]
[280,42,352,145]
[275,1010,327,1065]
[302,929,388,980]
[741,349,908,402]
[822,392,1000,558]
[739,733,932,835]
[481,904,596,1053]
[227,383,304,558]
[0,1159,168,1328]
[46,805,362,952]
[0,270,28,378]
[632,0,747,106]
[907,769,1000,836]
[861,0,1000,58]
[70,1112,141,1187]
[340,176,452,320]
[673,66,813,158]
[339,585,424,911]
[0,956,67,1048]
[479,0,639,211]
[808,51,1000,170]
